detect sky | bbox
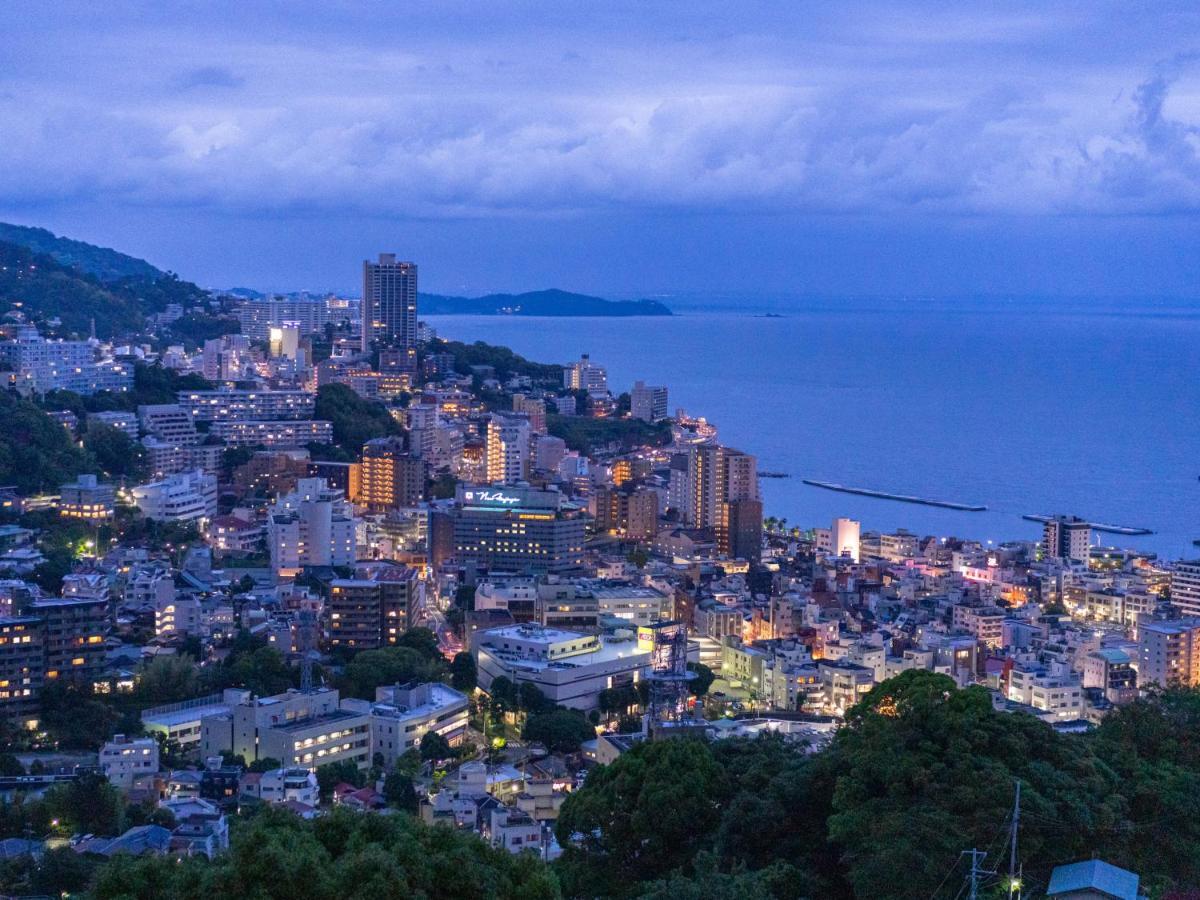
[3,1,1200,299]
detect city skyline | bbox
[4,3,1200,299]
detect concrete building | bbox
[486,414,531,485]
[59,475,115,523]
[591,485,659,541]
[630,381,668,422]
[131,470,218,522]
[684,444,757,529]
[200,688,370,771]
[563,354,607,397]
[327,566,420,650]
[267,477,358,576]
[362,254,418,363]
[452,485,585,574]
[1082,648,1137,704]
[1007,665,1084,721]
[473,624,651,711]
[29,596,108,686]
[359,437,427,511]
[210,420,332,449]
[1138,619,1200,687]
[361,682,469,768]
[830,517,861,562]
[1172,560,1200,618]
[141,690,249,754]
[181,389,315,423]
[0,327,131,396]
[237,295,334,340]
[1043,515,1091,564]
[100,735,160,790]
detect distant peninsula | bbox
[420,288,672,317]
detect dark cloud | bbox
[173,65,244,91]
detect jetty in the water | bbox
[802,480,987,511]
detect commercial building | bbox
[237,295,334,340]
[473,623,651,710]
[829,517,861,563]
[359,437,427,511]
[630,381,668,422]
[327,566,420,650]
[201,688,370,771]
[360,682,469,768]
[717,498,763,561]
[1172,561,1200,618]
[131,470,218,522]
[1138,619,1200,687]
[563,354,608,397]
[452,485,585,574]
[59,475,115,522]
[591,485,660,541]
[362,254,418,361]
[1043,515,1091,564]
[141,690,249,754]
[1082,648,1137,704]
[181,390,315,423]
[684,444,757,529]
[267,477,358,576]
[486,414,532,485]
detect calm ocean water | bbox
[427,299,1200,559]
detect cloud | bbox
[173,65,245,91]
[2,4,1200,220]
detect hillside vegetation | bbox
[0,240,207,338]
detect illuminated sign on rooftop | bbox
[463,490,521,506]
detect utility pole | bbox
[1009,780,1022,898]
[963,848,994,900]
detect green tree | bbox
[394,627,441,663]
[339,647,444,700]
[46,772,124,836]
[518,682,554,715]
[135,654,200,705]
[556,738,730,894]
[316,760,365,800]
[420,731,452,763]
[522,709,593,754]
[314,383,402,451]
[383,770,419,812]
[0,392,90,493]
[688,662,715,698]
[449,651,477,692]
[82,421,149,480]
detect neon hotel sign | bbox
[463,490,521,506]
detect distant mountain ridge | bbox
[0,222,165,282]
[420,288,672,316]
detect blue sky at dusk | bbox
[3,1,1200,299]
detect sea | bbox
[426,296,1200,560]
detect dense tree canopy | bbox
[86,806,560,900]
[314,383,402,451]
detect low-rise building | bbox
[100,734,159,790]
[473,624,651,711]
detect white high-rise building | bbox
[486,414,531,485]
[1138,619,1200,687]
[267,478,358,575]
[1171,561,1200,618]
[563,354,608,397]
[0,327,132,396]
[1042,515,1091,564]
[630,381,668,422]
[831,517,862,562]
